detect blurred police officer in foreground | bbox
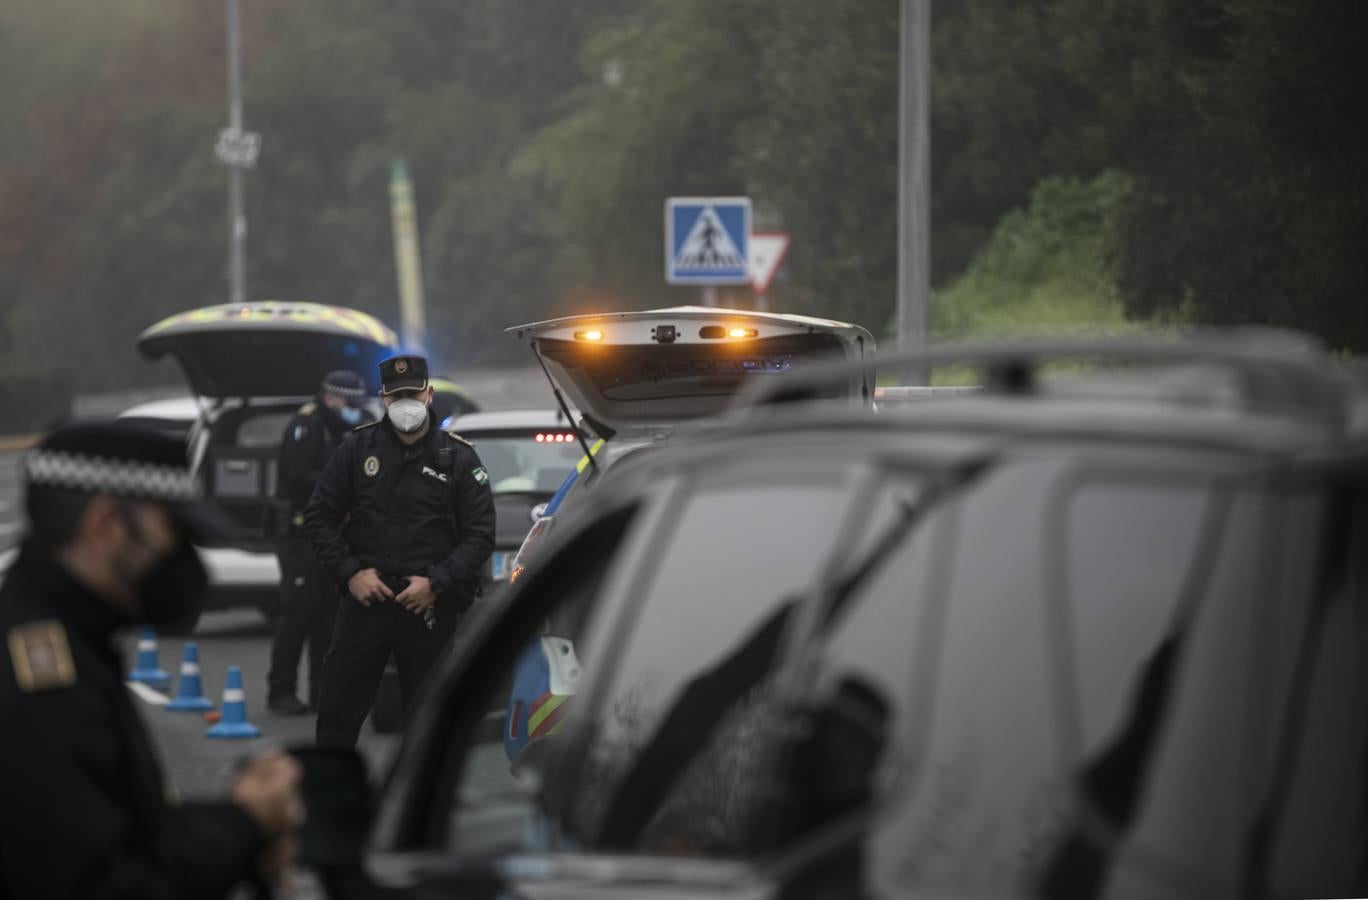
[0,423,302,899]
[266,369,370,716]
[306,354,495,748]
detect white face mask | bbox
[386,398,428,433]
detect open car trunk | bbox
[509,306,874,438]
[137,301,399,398]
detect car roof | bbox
[449,408,574,432]
[115,396,200,421]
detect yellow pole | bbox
[389,159,428,352]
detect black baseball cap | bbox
[379,355,429,395]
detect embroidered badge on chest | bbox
[364,455,380,477]
[422,465,450,484]
[8,620,76,693]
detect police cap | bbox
[321,369,367,404]
[379,355,428,395]
[23,422,227,545]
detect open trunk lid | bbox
[508,306,874,437]
[137,301,400,398]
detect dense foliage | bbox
[0,0,1361,391]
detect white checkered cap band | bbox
[23,450,202,503]
[323,380,366,399]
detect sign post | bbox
[389,160,428,353]
[665,197,752,306]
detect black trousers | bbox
[315,592,459,748]
[267,533,340,707]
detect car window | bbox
[558,479,853,854]
[834,460,1335,897]
[439,476,855,860]
[439,504,639,858]
[467,432,582,494]
[232,411,293,448]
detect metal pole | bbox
[896,0,930,385]
[389,160,428,353]
[227,0,246,305]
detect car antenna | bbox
[529,341,600,476]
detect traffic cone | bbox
[206,666,261,739]
[166,642,215,712]
[127,627,170,692]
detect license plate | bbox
[490,551,512,581]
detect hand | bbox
[395,575,436,616]
[347,568,394,606]
[230,750,304,837]
[257,832,298,888]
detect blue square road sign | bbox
[665,197,751,285]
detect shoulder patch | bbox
[444,430,474,449]
[8,621,76,693]
[297,401,318,416]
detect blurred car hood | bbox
[508,306,874,438]
[137,301,400,398]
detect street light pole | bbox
[896,0,931,385]
[227,0,246,305]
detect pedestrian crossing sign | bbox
[665,197,751,285]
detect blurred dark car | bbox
[135,301,400,625]
[300,330,1368,900]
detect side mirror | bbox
[289,746,372,869]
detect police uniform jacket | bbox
[304,412,496,609]
[277,400,348,516]
[0,541,267,899]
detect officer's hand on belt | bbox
[396,576,436,616]
[347,568,395,607]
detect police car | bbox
[438,409,581,584]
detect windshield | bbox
[470,432,583,495]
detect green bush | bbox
[927,170,1137,343]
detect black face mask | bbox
[133,539,209,627]
[116,505,210,627]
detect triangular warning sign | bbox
[672,206,745,271]
[748,232,790,295]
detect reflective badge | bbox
[8,621,76,693]
[472,466,488,485]
[293,424,307,442]
[364,455,380,477]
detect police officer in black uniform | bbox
[0,422,302,899]
[266,369,370,715]
[306,354,495,748]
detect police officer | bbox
[306,354,495,748]
[0,422,302,899]
[266,369,370,715]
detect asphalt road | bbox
[119,609,403,799]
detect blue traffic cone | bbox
[166,643,215,712]
[127,627,170,692]
[206,666,261,739]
